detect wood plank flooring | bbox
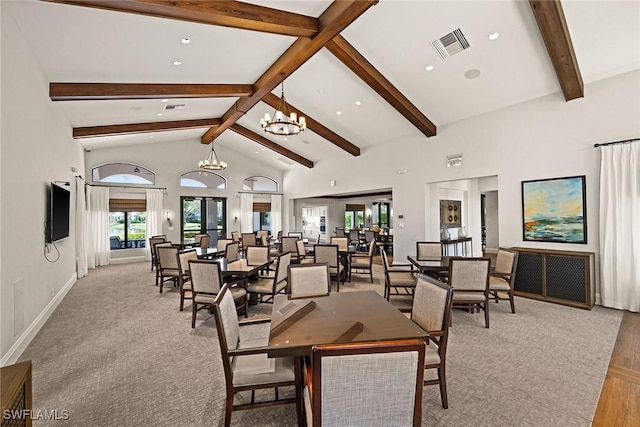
[593,311,640,426]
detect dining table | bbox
[407,255,453,277]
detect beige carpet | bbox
[18,260,622,426]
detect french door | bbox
[180,196,226,245]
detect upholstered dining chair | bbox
[295,239,313,264]
[245,245,270,276]
[156,245,180,293]
[225,242,240,262]
[449,257,491,328]
[231,231,240,243]
[176,249,198,311]
[189,260,247,328]
[314,245,345,291]
[246,252,291,303]
[256,230,269,242]
[349,238,375,282]
[241,232,257,255]
[416,241,443,260]
[304,339,425,427]
[217,238,233,252]
[381,249,416,300]
[149,235,166,271]
[212,284,299,427]
[280,236,299,256]
[288,231,303,239]
[330,236,349,252]
[489,248,519,313]
[411,273,454,408]
[287,263,331,297]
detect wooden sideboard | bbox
[511,247,595,309]
[1,361,32,427]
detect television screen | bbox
[49,182,70,242]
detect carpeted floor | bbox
[18,259,622,426]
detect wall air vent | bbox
[432,28,470,59]
[164,104,186,111]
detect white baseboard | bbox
[1,273,77,367]
[111,256,146,264]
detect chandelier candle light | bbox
[198,142,227,170]
[260,73,306,136]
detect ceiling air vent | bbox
[432,28,470,59]
[277,157,295,166]
[164,104,186,111]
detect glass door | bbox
[181,196,227,246]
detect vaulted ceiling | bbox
[6,0,639,170]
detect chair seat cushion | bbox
[195,287,245,304]
[233,352,295,387]
[247,278,287,295]
[162,270,180,277]
[182,280,192,291]
[300,258,314,264]
[453,292,486,302]
[350,259,371,269]
[425,344,441,365]
[389,272,416,287]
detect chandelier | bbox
[260,73,306,136]
[198,142,227,170]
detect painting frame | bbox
[440,200,461,229]
[522,175,587,244]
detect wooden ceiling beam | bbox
[325,35,436,137]
[201,0,378,145]
[230,124,314,168]
[261,93,360,157]
[529,0,584,101]
[73,118,221,138]
[43,0,319,37]
[50,83,253,101]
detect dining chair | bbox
[314,245,345,291]
[212,284,299,427]
[245,245,270,275]
[217,238,233,252]
[330,236,349,252]
[287,263,331,296]
[304,339,425,427]
[256,230,269,242]
[176,249,198,311]
[225,242,240,262]
[189,260,247,328]
[416,241,443,260]
[411,273,454,408]
[246,251,291,303]
[156,245,180,293]
[489,248,519,313]
[149,236,166,271]
[348,229,360,249]
[197,233,211,248]
[241,232,257,255]
[280,236,299,256]
[334,227,346,237]
[449,257,491,328]
[231,231,240,243]
[295,239,313,264]
[349,238,375,282]
[288,231,303,240]
[381,249,416,300]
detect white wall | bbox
[284,70,640,277]
[84,139,284,246]
[1,8,85,364]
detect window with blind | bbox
[345,204,365,230]
[109,198,147,250]
[253,202,272,234]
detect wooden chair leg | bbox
[484,302,490,328]
[224,391,234,427]
[439,365,448,409]
[191,302,197,329]
[180,293,184,311]
[509,291,516,314]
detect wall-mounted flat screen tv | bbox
[49,182,70,243]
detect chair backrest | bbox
[330,237,348,252]
[197,234,211,248]
[256,230,268,240]
[296,239,307,260]
[364,230,375,243]
[494,248,518,276]
[188,259,224,295]
[241,233,257,249]
[287,263,331,296]
[448,257,491,291]
[412,273,454,336]
[276,230,283,240]
[416,241,442,260]
[212,285,240,387]
[310,339,425,427]
[157,245,179,270]
[225,242,240,262]
[217,238,232,251]
[288,231,303,239]
[149,236,166,255]
[177,249,198,277]
[274,251,292,285]
[314,245,339,268]
[245,245,269,266]
[349,229,359,243]
[231,231,240,242]
[260,234,269,246]
[281,236,299,254]
[335,227,346,237]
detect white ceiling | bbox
[5,0,640,170]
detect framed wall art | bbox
[522,175,587,244]
[440,200,461,228]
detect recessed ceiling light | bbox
[489,32,500,41]
[355,101,361,106]
[464,69,481,79]
[181,38,191,44]
[261,148,266,151]
[425,65,434,71]
[149,135,154,139]
[162,99,169,103]
[255,151,259,154]
[157,113,163,116]
[336,111,342,115]
[173,60,182,65]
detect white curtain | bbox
[240,193,254,233]
[87,186,110,267]
[271,194,282,238]
[75,177,88,278]
[599,141,640,312]
[145,189,164,261]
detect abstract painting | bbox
[522,176,587,243]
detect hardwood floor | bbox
[593,311,640,426]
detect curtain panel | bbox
[271,194,282,238]
[240,193,254,233]
[87,185,110,267]
[75,177,88,278]
[599,141,640,312]
[145,189,164,261]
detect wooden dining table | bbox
[407,255,453,276]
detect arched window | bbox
[92,163,155,185]
[243,176,278,192]
[181,171,226,189]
